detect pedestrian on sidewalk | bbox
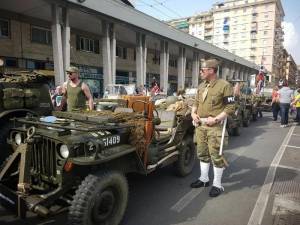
[271,86,280,121]
[278,80,293,127]
[190,59,235,197]
[291,88,300,125]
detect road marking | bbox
[171,188,205,212]
[292,133,300,136]
[284,145,300,149]
[247,125,295,225]
[277,164,300,173]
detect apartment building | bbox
[285,54,297,86]
[168,0,285,83]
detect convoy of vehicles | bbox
[0,71,266,225]
[0,97,196,225]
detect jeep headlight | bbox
[59,145,69,159]
[15,133,22,145]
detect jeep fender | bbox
[0,109,38,121]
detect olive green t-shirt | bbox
[193,79,235,117]
[67,81,86,111]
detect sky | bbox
[131,0,300,65]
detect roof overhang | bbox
[61,0,258,70]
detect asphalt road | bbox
[0,112,296,225]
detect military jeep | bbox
[0,71,53,164]
[0,101,195,225]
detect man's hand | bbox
[206,116,217,126]
[191,112,200,124]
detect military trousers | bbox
[195,124,228,168]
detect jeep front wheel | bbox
[0,121,13,165]
[175,136,196,176]
[68,172,128,225]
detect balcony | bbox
[204,17,213,22]
[204,31,213,36]
[205,23,213,29]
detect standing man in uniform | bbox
[190,59,235,197]
[62,66,94,112]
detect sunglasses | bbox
[200,68,212,72]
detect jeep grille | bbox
[31,138,57,178]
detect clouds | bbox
[283,21,300,63]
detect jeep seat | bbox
[155,110,177,141]
[114,107,134,113]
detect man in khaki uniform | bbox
[190,59,235,197]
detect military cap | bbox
[66,66,79,73]
[201,59,220,68]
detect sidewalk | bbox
[262,124,300,225]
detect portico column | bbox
[231,64,236,80]
[62,7,70,82]
[136,33,147,86]
[102,21,112,88]
[51,4,64,86]
[178,47,186,90]
[160,40,169,93]
[222,63,230,80]
[192,52,200,87]
[110,23,116,84]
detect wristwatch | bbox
[214,118,220,123]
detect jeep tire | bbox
[175,136,196,176]
[68,172,128,225]
[232,127,240,136]
[0,121,13,165]
[243,118,250,127]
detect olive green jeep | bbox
[0,101,195,225]
[0,71,53,164]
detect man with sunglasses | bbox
[190,59,235,197]
[62,66,94,112]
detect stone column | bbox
[192,52,200,87]
[51,4,64,86]
[102,21,112,88]
[222,63,230,80]
[136,33,147,86]
[110,23,116,84]
[177,47,186,90]
[160,40,169,93]
[62,7,70,82]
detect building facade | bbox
[0,0,258,97]
[168,0,285,83]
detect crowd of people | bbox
[271,79,300,127]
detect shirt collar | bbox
[208,79,218,88]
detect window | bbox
[264,31,268,35]
[5,58,17,67]
[264,13,268,18]
[76,36,99,54]
[169,58,177,68]
[0,19,9,37]
[116,46,127,59]
[31,26,52,45]
[243,8,247,13]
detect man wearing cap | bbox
[190,58,235,197]
[63,66,94,111]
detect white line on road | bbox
[171,188,205,212]
[292,133,300,136]
[171,147,248,213]
[247,125,295,225]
